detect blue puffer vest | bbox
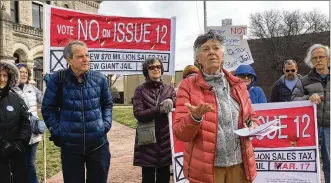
[42,68,113,154]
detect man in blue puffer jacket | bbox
[42,41,113,183]
[234,64,267,104]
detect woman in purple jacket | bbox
[133,58,176,183]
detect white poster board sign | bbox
[223,39,254,71]
[207,25,254,71]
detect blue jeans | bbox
[61,142,111,183]
[319,127,330,183]
[26,142,39,183]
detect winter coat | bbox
[133,80,176,167]
[292,68,330,128]
[0,61,31,145]
[234,64,267,104]
[41,68,113,154]
[13,84,43,144]
[174,69,258,183]
[271,75,302,102]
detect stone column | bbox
[26,60,36,84]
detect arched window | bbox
[14,53,20,63]
[64,4,69,8]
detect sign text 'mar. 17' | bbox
[168,101,320,183]
[44,5,176,75]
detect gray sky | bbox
[98,1,330,71]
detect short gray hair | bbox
[193,30,225,63]
[304,44,330,68]
[63,40,87,59]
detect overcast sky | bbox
[98,1,330,71]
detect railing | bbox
[12,23,43,38]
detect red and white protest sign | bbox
[251,101,320,183]
[168,111,185,182]
[44,5,176,75]
[168,101,321,183]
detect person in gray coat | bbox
[292,44,330,183]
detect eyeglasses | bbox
[285,69,296,73]
[237,74,252,79]
[312,56,327,61]
[20,71,28,75]
[148,65,162,70]
[16,63,27,67]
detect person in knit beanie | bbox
[182,65,199,79]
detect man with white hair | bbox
[292,44,330,183]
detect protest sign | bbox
[44,5,176,75]
[251,101,320,183]
[207,25,254,71]
[207,25,247,36]
[223,39,254,71]
[168,111,185,183]
[222,19,233,26]
[168,101,320,183]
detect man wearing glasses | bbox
[270,60,302,102]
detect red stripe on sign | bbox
[251,106,316,148]
[50,7,171,51]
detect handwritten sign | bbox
[207,25,247,36]
[223,39,254,71]
[223,35,240,46]
[222,19,232,26]
[44,5,176,75]
[208,25,253,71]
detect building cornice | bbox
[78,1,101,9]
[12,23,43,41]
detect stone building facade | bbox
[0,1,100,89]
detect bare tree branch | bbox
[249,9,329,73]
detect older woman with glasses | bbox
[173,30,259,183]
[132,58,176,183]
[292,44,330,183]
[12,63,43,183]
[234,64,267,104]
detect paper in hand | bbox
[234,119,281,137]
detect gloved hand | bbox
[13,140,25,152]
[0,140,15,156]
[160,99,173,114]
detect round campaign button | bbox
[6,105,14,112]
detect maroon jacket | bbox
[133,80,176,167]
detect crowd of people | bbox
[0,30,329,183]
